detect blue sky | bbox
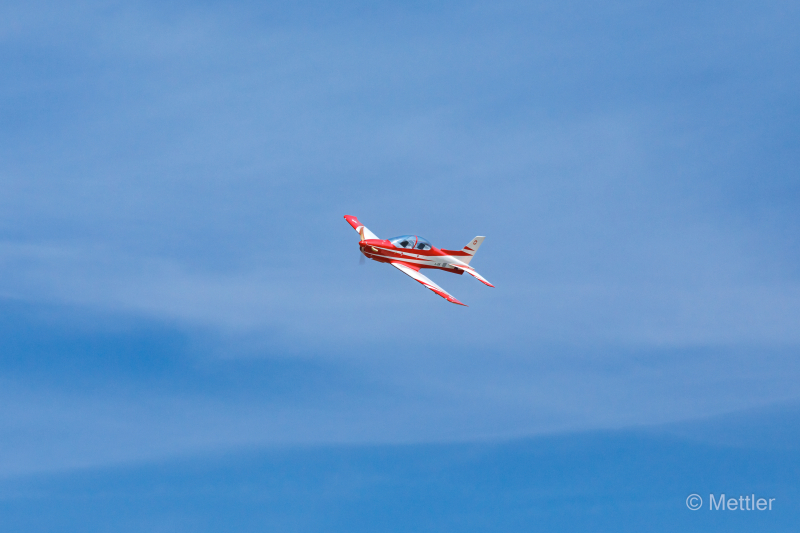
[1,0,799,530]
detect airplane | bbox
[344,215,494,306]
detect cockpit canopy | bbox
[389,235,432,250]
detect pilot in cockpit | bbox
[389,235,432,250]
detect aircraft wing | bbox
[391,262,467,306]
[343,215,379,240]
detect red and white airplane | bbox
[344,215,494,306]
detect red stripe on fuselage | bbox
[360,241,465,274]
[440,249,471,257]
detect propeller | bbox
[359,253,365,265]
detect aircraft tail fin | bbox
[456,236,485,265]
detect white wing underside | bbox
[358,226,379,240]
[390,262,467,306]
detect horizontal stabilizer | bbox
[461,267,494,287]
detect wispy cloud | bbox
[0,0,798,476]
